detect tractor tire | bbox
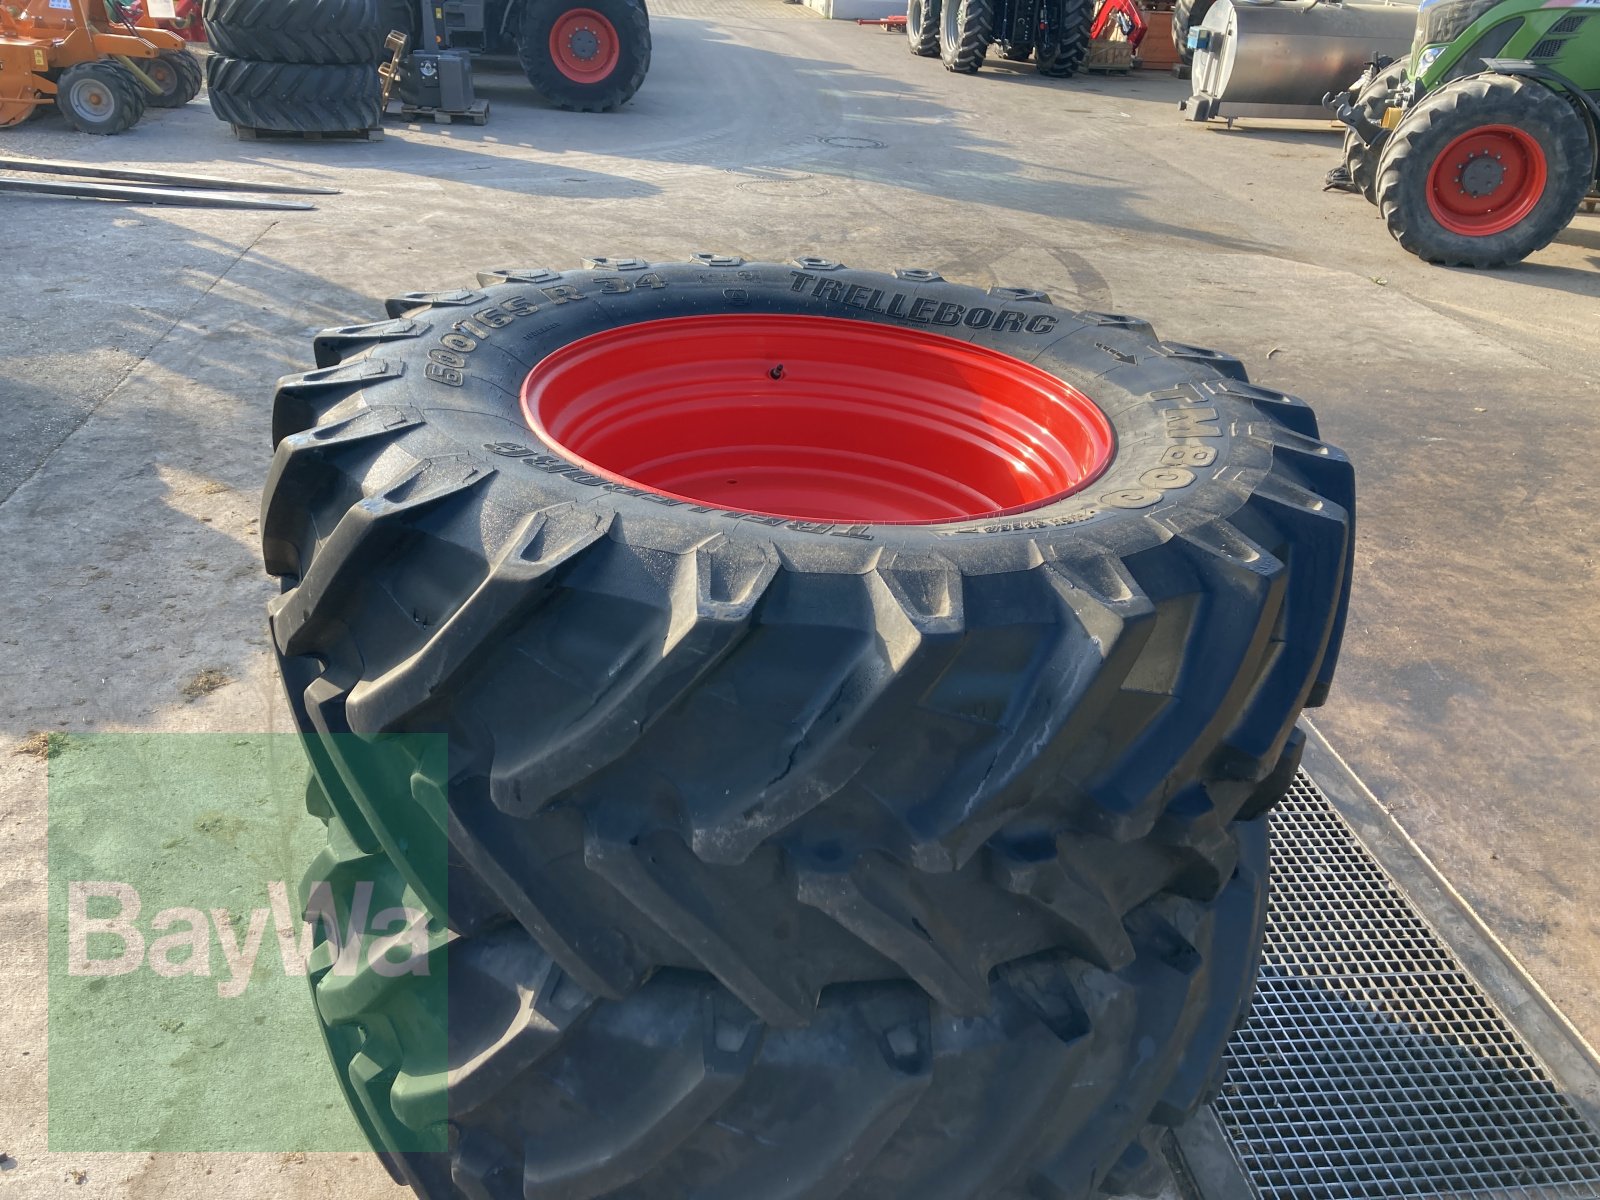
[1342,60,1404,205]
[1376,73,1592,268]
[301,777,1272,1200]
[263,258,1352,1199]
[201,0,385,65]
[907,0,941,57]
[1170,0,1213,64]
[518,0,651,113]
[939,0,991,72]
[56,60,146,134]
[1035,0,1092,78]
[144,48,204,108]
[205,56,382,131]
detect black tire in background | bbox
[202,0,385,63]
[56,61,146,134]
[206,56,383,130]
[144,48,204,108]
[939,0,992,72]
[1376,73,1592,268]
[1171,0,1213,64]
[1036,0,1092,78]
[517,0,651,112]
[264,257,1353,1200]
[378,0,417,43]
[1343,60,1405,205]
[907,0,941,57]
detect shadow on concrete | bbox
[0,205,377,503]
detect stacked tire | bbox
[202,0,386,132]
[262,258,1355,1200]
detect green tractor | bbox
[1332,0,1600,267]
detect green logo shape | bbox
[48,732,447,1152]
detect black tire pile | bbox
[261,258,1355,1200]
[202,0,389,132]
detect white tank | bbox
[1184,0,1419,123]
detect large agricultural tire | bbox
[1343,60,1405,205]
[907,0,941,56]
[205,56,382,131]
[939,0,991,72]
[201,0,386,64]
[1036,0,1092,78]
[517,0,651,113]
[144,48,204,108]
[934,0,985,72]
[301,778,1271,1200]
[263,257,1354,1199]
[1170,0,1213,64]
[1376,73,1592,268]
[56,60,146,134]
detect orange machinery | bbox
[0,0,200,133]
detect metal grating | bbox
[1212,771,1600,1199]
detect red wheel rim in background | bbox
[1425,124,1548,237]
[522,314,1117,525]
[548,8,620,83]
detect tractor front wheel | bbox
[518,0,651,112]
[1342,59,1405,205]
[1376,73,1591,268]
[906,0,940,56]
[57,61,146,135]
[939,0,991,73]
[144,49,204,108]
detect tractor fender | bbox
[1481,58,1600,175]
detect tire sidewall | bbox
[939,0,958,59]
[305,261,1280,573]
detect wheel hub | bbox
[548,8,620,82]
[73,80,113,118]
[1458,152,1506,199]
[567,27,599,59]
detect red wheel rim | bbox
[548,8,620,83]
[1425,124,1548,237]
[522,314,1117,525]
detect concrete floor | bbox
[1,1,1597,1193]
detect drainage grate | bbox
[1211,771,1600,1199]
